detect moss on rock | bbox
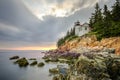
[14,57,29,67]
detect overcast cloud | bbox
[0,0,114,50]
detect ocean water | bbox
[0,50,67,80]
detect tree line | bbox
[89,0,120,40]
[57,27,76,47]
[57,0,120,47]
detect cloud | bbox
[22,0,108,20]
[0,0,113,50]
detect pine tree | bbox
[111,0,120,22]
[103,5,112,37]
[71,27,75,35]
[103,5,111,21]
[90,1,120,39]
[66,31,70,36]
[94,3,103,23]
[70,28,73,35]
[92,3,103,34]
[89,4,100,28]
[89,14,95,27]
[72,27,75,35]
[111,0,120,36]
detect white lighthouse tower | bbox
[75,21,90,36]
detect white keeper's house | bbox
[74,21,91,36]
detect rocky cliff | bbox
[58,35,120,55]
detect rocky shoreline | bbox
[43,47,120,80]
[9,47,120,80]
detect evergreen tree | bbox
[102,5,112,37]
[72,27,75,35]
[58,1,120,47]
[70,28,73,35]
[111,0,120,36]
[90,1,120,40]
[94,3,103,23]
[92,3,103,40]
[103,5,111,20]
[89,14,95,27]
[66,31,70,37]
[57,27,76,47]
[70,27,75,35]
[111,0,120,22]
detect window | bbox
[85,27,87,30]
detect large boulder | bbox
[14,57,29,67]
[105,56,120,80]
[74,55,110,80]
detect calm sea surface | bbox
[0,50,67,80]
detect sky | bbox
[0,0,115,50]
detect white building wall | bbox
[75,25,80,36]
[75,23,90,36]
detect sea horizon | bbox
[0,49,48,52]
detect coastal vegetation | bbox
[89,0,120,40]
[57,27,78,47]
[57,0,120,46]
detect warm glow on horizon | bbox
[0,46,57,51]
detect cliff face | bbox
[58,35,120,55]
